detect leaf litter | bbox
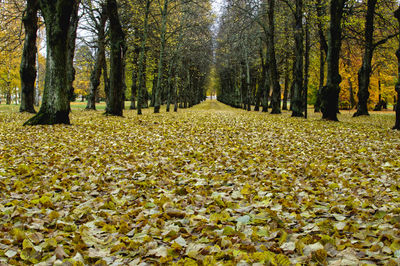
[0,101,399,265]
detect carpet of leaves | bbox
[0,100,400,265]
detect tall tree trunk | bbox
[282,58,289,110]
[304,14,310,119]
[137,0,151,115]
[86,4,107,111]
[314,0,327,113]
[174,70,179,112]
[130,47,139,109]
[105,0,125,116]
[354,0,377,117]
[20,0,38,113]
[154,0,169,113]
[166,59,174,112]
[103,51,109,106]
[320,0,346,121]
[291,0,304,117]
[314,49,324,112]
[254,43,264,112]
[24,0,75,125]
[393,7,400,130]
[67,0,80,105]
[267,0,281,114]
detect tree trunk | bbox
[354,0,377,117]
[105,0,125,116]
[24,0,75,125]
[267,0,281,114]
[154,0,169,113]
[304,14,310,119]
[137,0,151,115]
[20,0,38,113]
[86,4,107,111]
[103,51,109,106]
[130,47,139,109]
[166,60,174,112]
[320,0,346,121]
[348,77,356,108]
[394,7,400,130]
[67,0,80,105]
[291,0,304,117]
[174,71,178,112]
[314,0,327,113]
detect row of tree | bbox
[215,0,400,129]
[1,0,213,124]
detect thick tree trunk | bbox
[24,0,75,125]
[267,0,281,114]
[20,0,38,113]
[320,0,346,121]
[291,0,304,117]
[105,0,125,116]
[137,0,151,115]
[394,8,400,130]
[86,5,107,111]
[354,0,377,117]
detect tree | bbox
[137,0,151,115]
[153,0,169,113]
[105,0,126,116]
[86,1,108,110]
[394,7,400,130]
[354,0,397,117]
[267,0,281,114]
[320,0,347,121]
[67,0,81,105]
[24,0,78,125]
[291,0,304,117]
[19,0,38,113]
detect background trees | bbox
[0,0,399,127]
[214,0,399,127]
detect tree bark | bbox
[105,0,125,116]
[304,14,310,119]
[154,0,169,113]
[354,0,377,117]
[24,0,75,125]
[67,1,80,106]
[86,4,107,111]
[137,0,151,115]
[314,0,327,113]
[267,0,281,114]
[393,7,400,130]
[320,0,346,121]
[20,0,38,113]
[130,47,140,109]
[291,0,304,117]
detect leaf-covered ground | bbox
[0,100,400,265]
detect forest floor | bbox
[0,100,400,265]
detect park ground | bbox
[0,100,400,265]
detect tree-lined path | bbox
[1,100,399,264]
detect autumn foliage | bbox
[0,101,399,264]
